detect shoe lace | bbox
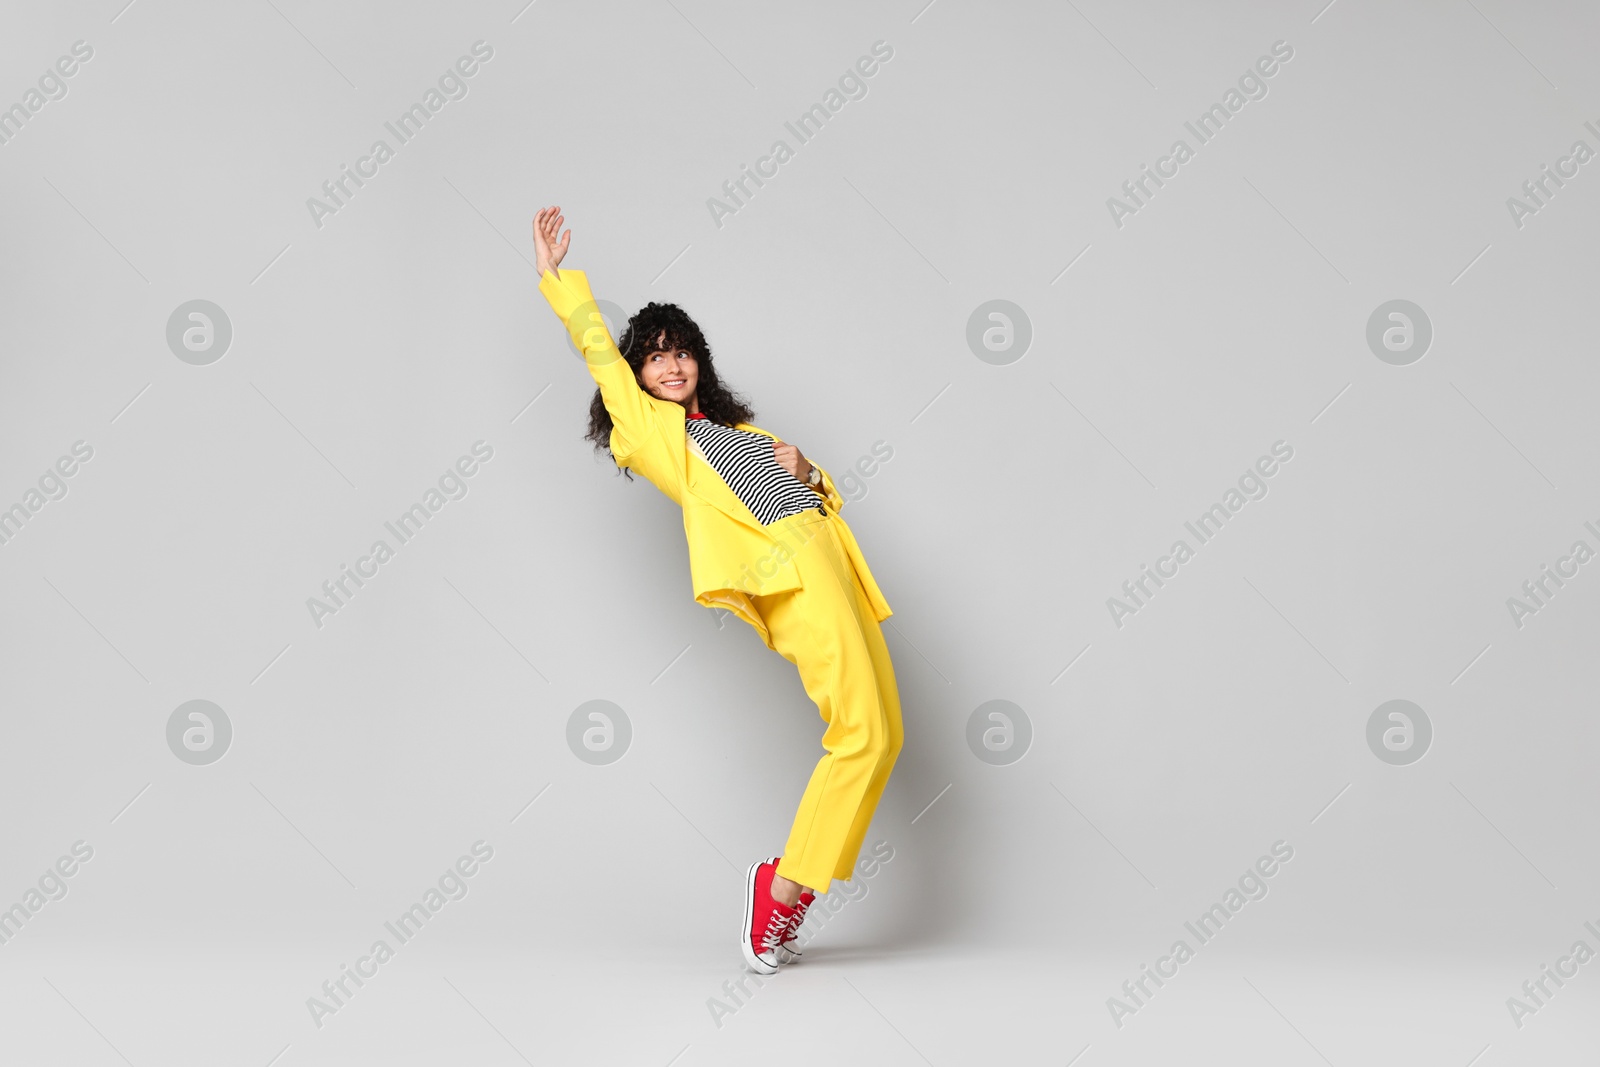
[780,898,810,944]
[759,906,792,951]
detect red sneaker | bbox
[776,888,816,964]
[741,856,794,975]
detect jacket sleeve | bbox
[538,267,657,460]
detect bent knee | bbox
[880,731,903,767]
[866,720,904,765]
[834,721,893,762]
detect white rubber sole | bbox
[740,857,780,975]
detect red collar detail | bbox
[687,411,707,419]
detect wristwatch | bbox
[805,465,822,489]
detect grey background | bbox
[2,0,1597,1064]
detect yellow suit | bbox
[537,268,892,641]
[539,266,903,895]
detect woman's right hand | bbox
[533,205,571,278]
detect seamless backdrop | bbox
[2,1,1598,1065]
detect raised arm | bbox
[533,206,659,460]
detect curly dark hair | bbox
[585,301,755,480]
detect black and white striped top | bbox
[685,414,825,525]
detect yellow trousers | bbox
[752,509,904,895]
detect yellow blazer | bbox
[538,267,892,648]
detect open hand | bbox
[771,440,813,483]
[533,206,570,277]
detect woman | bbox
[532,206,904,975]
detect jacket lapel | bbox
[674,406,773,537]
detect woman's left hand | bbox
[771,440,812,482]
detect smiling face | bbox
[637,329,701,413]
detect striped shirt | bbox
[685,413,825,525]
